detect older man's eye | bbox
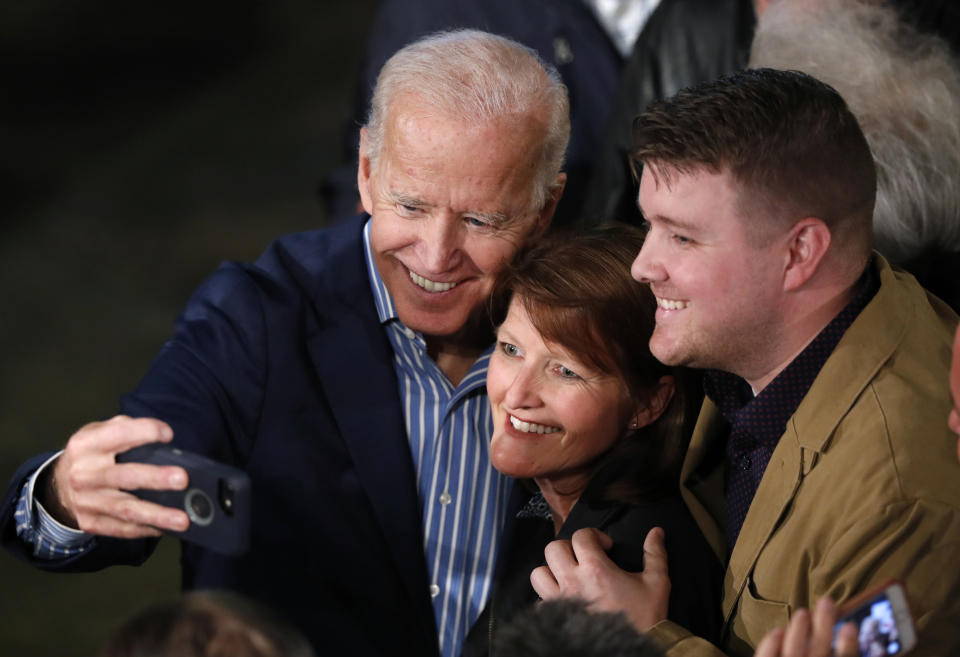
[466,216,490,228]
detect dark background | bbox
[1,1,377,652]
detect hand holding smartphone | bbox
[116,444,251,556]
[835,580,916,656]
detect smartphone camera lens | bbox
[184,489,214,526]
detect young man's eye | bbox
[672,233,693,245]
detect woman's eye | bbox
[558,365,581,380]
[499,341,519,357]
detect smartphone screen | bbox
[834,585,915,656]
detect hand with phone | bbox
[754,597,858,657]
[754,581,917,657]
[42,415,191,538]
[115,443,251,555]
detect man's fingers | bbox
[782,608,812,657]
[530,565,560,600]
[810,597,837,657]
[80,514,165,540]
[105,463,188,492]
[70,415,174,456]
[543,538,580,571]
[835,622,859,657]
[754,627,785,657]
[641,526,668,576]
[75,490,190,535]
[569,527,613,557]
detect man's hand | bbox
[530,526,671,632]
[754,597,858,657]
[42,415,190,538]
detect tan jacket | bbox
[649,257,960,657]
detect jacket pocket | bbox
[727,576,790,655]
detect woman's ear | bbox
[629,375,675,431]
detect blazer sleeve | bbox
[0,261,273,572]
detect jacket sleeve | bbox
[648,621,728,657]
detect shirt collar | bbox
[363,218,398,324]
[704,260,879,437]
[363,217,494,397]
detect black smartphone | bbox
[834,580,917,656]
[116,444,251,556]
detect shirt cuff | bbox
[14,452,95,558]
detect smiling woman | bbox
[468,224,723,655]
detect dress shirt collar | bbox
[362,217,399,325]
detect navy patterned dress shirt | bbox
[704,263,878,551]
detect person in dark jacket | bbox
[470,224,722,654]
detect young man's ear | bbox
[631,376,675,431]
[357,127,375,216]
[782,217,831,292]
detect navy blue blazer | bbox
[0,216,452,656]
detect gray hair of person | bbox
[362,29,571,212]
[749,0,960,264]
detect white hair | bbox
[749,0,960,263]
[362,29,570,212]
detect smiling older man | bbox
[0,30,568,657]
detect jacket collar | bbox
[683,254,916,624]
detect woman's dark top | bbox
[463,469,723,655]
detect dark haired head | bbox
[494,598,665,657]
[495,223,698,502]
[631,68,876,265]
[98,590,315,657]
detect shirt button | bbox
[438,492,452,505]
[429,584,440,598]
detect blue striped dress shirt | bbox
[362,221,512,657]
[16,220,512,657]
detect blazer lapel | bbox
[303,223,437,644]
[680,400,729,563]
